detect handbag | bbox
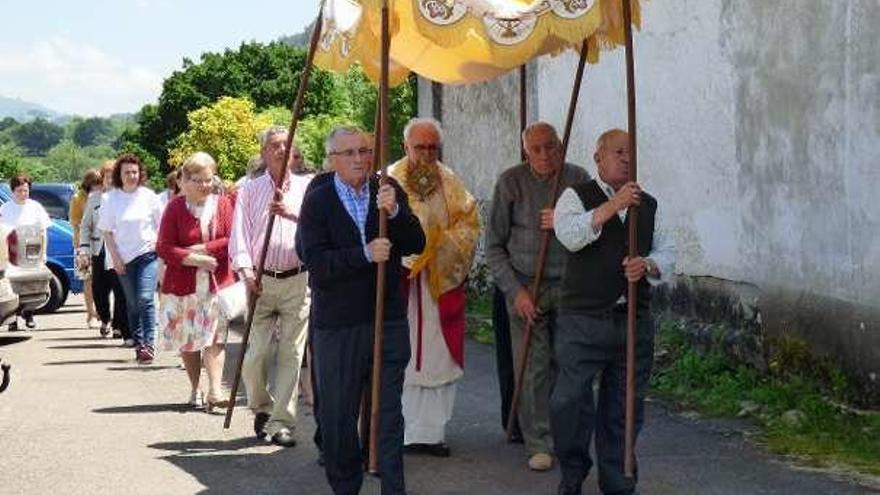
[216,278,248,320]
[202,194,247,321]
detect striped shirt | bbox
[229,170,312,272]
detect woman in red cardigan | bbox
[157,152,235,411]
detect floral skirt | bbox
[159,292,224,354]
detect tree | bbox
[41,140,116,183]
[0,117,18,132]
[10,118,64,156]
[168,96,272,181]
[0,143,24,179]
[72,117,115,147]
[130,41,341,167]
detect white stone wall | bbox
[421,0,880,386]
[426,0,880,309]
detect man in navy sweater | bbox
[298,125,425,495]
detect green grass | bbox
[652,319,880,476]
[465,291,495,345]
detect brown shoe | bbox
[528,453,554,471]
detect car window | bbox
[29,191,68,220]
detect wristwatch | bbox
[644,258,657,278]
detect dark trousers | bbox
[314,319,410,495]
[550,312,655,495]
[91,251,129,337]
[492,285,522,437]
[309,321,322,452]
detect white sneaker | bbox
[122,339,136,348]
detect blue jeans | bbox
[117,251,158,348]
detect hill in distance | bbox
[0,95,63,122]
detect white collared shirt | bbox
[553,177,675,286]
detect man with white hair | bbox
[299,124,424,495]
[388,118,480,457]
[485,121,590,472]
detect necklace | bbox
[405,161,441,201]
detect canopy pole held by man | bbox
[223,0,325,430]
[360,92,384,469]
[519,64,528,161]
[506,38,591,440]
[621,0,640,479]
[368,0,392,474]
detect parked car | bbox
[3,223,51,329]
[0,225,20,326]
[27,183,76,221]
[0,184,83,313]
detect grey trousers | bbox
[314,318,410,495]
[506,284,560,456]
[550,311,654,495]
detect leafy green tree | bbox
[72,117,116,147]
[131,41,341,167]
[0,143,25,179]
[0,117,18,132]
[41,140,116,183]
[168,96,272,181]
[10,118,64,156]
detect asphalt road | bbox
[0,296,876,494]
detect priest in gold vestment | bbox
[389,118,479,457]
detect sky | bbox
[0,0,315,117]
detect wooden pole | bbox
[368,0,391,474]
[223,0,325,430]
[621,0,639,479]
[519,65,527,161]
[361,94,383,468]
[506,38,590,440]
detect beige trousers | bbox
[241,272,310,436]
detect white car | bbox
[2,224,51,330]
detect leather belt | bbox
[262,266,307,279]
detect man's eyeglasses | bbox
[330,147,374,158]
[412,144,440,152]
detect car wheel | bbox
[35,268,67,314]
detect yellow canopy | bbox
[315,0,642,86]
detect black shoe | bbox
[253,412,270,439]
[24,315,36,329]
[509,432,524,444]
[558,481,583,495]
[8,321,20,332]
[112,329,122,339]
[270,429,297,448]
[403,442,451,457]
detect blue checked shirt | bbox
[334,174,372,261]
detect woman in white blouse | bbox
[98,155,163,365]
